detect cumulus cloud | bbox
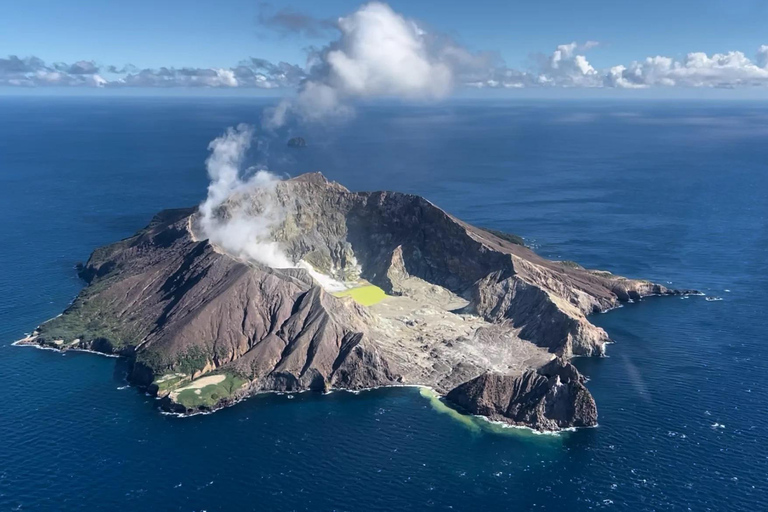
[0,54,306,89]
[467,42,768,90]
[264,2,496,127]
[3,2,768,94]
[325,3,452,98]
[116,67,242,87]
[233,58,306,88]
[452,42,591,89]
[536,42,600,87]
[6,42,768,92]
[0,55,106,86]
[606,50,768,88]
[112,60,309,88]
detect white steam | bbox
[198,124,292,269]
[265,2,456,128]
[197,124,347,291]
[200,4,483,285]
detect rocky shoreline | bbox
[18,173,697,431]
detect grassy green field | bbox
[173,373,247,409]
[333,285,387,306]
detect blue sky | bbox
[3,0,767,69]
[2,1,768,93]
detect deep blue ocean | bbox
[0,97,766,511]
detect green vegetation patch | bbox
[333,285,387,306]
[173,373,247,409]
[138,345,211,375]
[174,346,211,375]
[36,291,147,351]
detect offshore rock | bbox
[287,137,307,148]
[445,359,598,431]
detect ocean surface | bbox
[0,97,766,511]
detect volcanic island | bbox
[18,173,696,431]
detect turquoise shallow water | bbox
[0,97,766,511]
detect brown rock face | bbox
[445,359,598,431]
[22,173,696,431]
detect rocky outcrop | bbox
[20,173,696,430]
[446,359,597,431]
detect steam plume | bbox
[198,124,292,268]
[197,124,347,291]
[200,3,482,286]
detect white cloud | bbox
[459,41,603,89]
[6,42,768,92]
[0,55,306,89]
[90,74,107,87]
[265,2,485,127]
[469,42,768,90]
[3,1,768,95]
[608,50,768,88]
[34,70,67,84]
[605,65,647,89]
[539,42,600,87]
[205,68,238,87]
[326,2,452,98]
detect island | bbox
[17,173,696,431]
